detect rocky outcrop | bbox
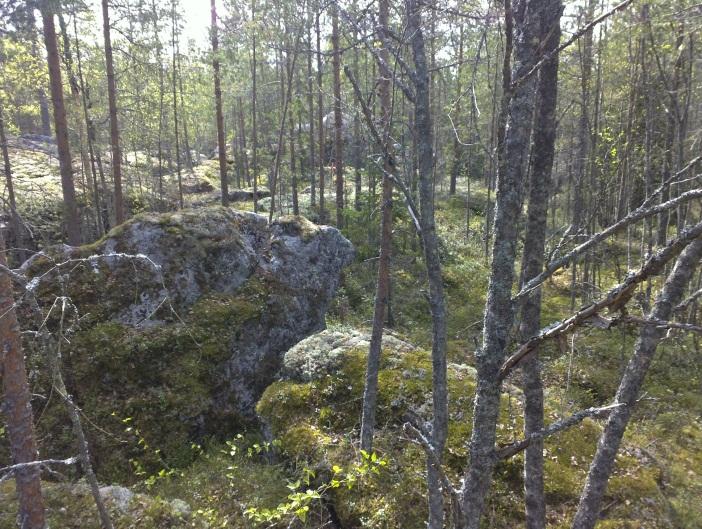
[24,207,353,477]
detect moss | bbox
[257,382,315,433]
[32,285,270,484]
[275,215,320,242]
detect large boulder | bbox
[22,207,354,478]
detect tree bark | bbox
[211,0,228,206]
[41,7,81,246]
[332,2,344,227]
[102,0,125,224]
[460,0,540,526]
[0,230,46,529]
[572,235,702,529]
[360,0,393,453]
[407,1,448,526]
[518,2,562,527]
[316,7,326,222]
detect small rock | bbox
[99,485,133,513]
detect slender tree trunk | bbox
[460,0,540,526]
[72,8,108,233]
[572,0,596,231]
[42,7,80,246]
[352,17,362,212]
[211,0,228,206]
[43,300,114,529]
[332,2,344,227]
[306,11,316,207]
[175,39,193,174]
[572,235,702,529]
[0,230,46,529]
[251,0,259,213]
[291,105,299,216]
[0,102,24,261]
[450,21,464,196]
[150,0,166,209]
[27,10,52,138]
[171,1,183,209]
[316,8,326,222]
[237,96,250,187]
[360,0,393,453]
[407,2,448,526]
[518,3,562,528]
[102,0,125,224]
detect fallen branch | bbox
[674,287,702,313]
[500,220,702,381]
[514,165,702,303]
[495,404,624,460]
[617,315,702,335]
[0,456,78,484]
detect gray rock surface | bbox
[28,207,354,415]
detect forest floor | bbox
[1,150,701,528]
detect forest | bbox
[0,0,701,527]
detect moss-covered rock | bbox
[20,207,354,481]
[255,328,684,529]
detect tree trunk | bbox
[211,0,228,206]
[42,7,81,246]
[407,1,448,526]
[316,7,326,222]
[102,0,125,224]
[518,2,562,528]
[572,0,596,231]
[0,230,46,529]
[360,0,393,453]
[251,0,259,213]
[306,10,316,207]
[171,1,183,209]
[0,102,25,262]
[572,235,702,529]
[460,0,540,526]
[449,21,464,196]
[332,2,344,227]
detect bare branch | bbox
[402,420,463,523]
[515,162,702,303]
[512,0,636,90]
[0,456,78,481]
[501,220,702,381]
[344,64,422,233]
[495,404,624,460]
[336,2,416,102]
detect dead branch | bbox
[500,220,702,381]
[495,404,624,460]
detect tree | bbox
[518,1,562,527]
[0,229,46,529]
[359,0,394,453]
[573,235,702,528]
[406,1,448,526]
[460,0,542,525]
[41,5,80,246]
[102,0,125,224]
[331,1,343,227]
[211,0,228,206]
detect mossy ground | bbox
[1,161,700,528]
